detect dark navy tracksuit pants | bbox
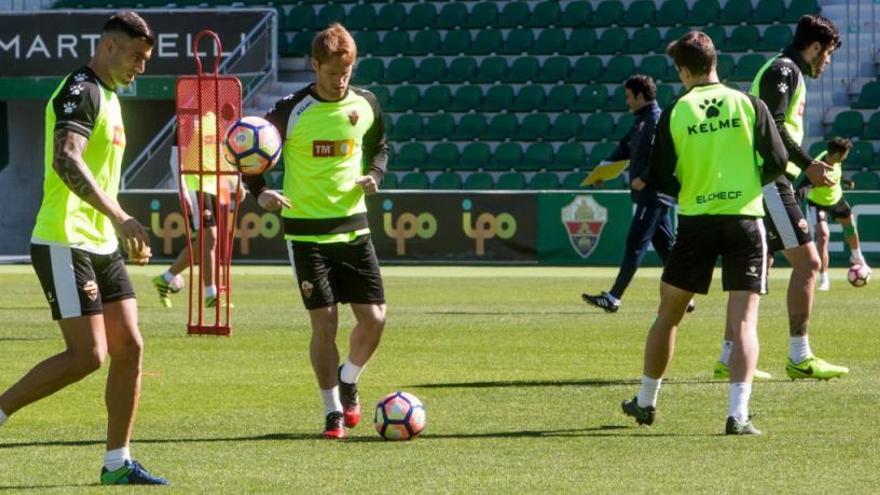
[609,201,674,300]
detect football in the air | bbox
[222,116,281,176]
[847,264,871,287]
[374,391,426,441]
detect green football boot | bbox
[713,361,773,380]
[785,356,849,380]
[725,416,762,435]
[151,275,174,309]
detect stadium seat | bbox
[808,140,827,161]
[623,0,657,27]
[703,26,727,52]
[376,31,409,56]
[507,57,540,83]
[374,3,405,30]
[368,86,390,109]
[501,29,534,55]
[481,85,514,112]
[489,143,524,171]
[408,30,441,56]
[495,172,527,190]
[498,1,530,28]
[716,54,736,81]
[406,3,437,29]
[554,142,588,170]
[533,28,566,55]
[549,113,584,141]
[471,30,503,55]
[529,172,560,190]
[689,0,720,25]
[344,4,374,30]
[851,171,880,190]
[450,85,483,112]
[517,114,551,141]
[656,0,688,26]
[536,56,571,83]
[663,26,689,49]
[413,57,446,84]
[865,112,880,139]
[563,28,597,55]
[589,142,619,166]
[464,172,494,189]
[598,175,628,189]
[828,111,865,139]
[595,27,628,55]
[399,172,430,190]
[459,143,491,170]
[758,25,793,51]
[437,30,472,56]
[418,86,452,112]
[381,172,398,190]
[466,2,499,29]
[387,85,420,112]
[353,31,379,56]
[574,84,609,112]
[581,113,615,141]
[559,1,592,28]
[352,58,383,85]
[529,1,561,27]
[513,85,546,112]
[589,0,624,27]
[607,85,629,111]
[602,55,635,83]
[432,172,462,190]
[475,57,508,83]
[782,0,819,23]
[752,0,785,23]
[545,85,578,112]
[845,141,874,169]
[428,143,460,170]
[453,114,487,140]
[569,56,602,83]
[728,26,760,52]
[391,114,421,141]
[657,84,676,108]
[485,114,519,141]
[396,143,426,170]
[423,114,455,141]
[562,172,588,188]
[523,143,555,171]
[853,81,880,109]
[437,3,467,30]
[720,0,752,24]
[314,4,344,29]
[627,27,661,55]
[443,57,477,83]
[612,113,635,140]
[640,55,670,82]
[733,54,767,82]
[281,5,314,31]
[282,31,314,57]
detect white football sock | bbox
[103,446,131,471]
[728,382,752,423]
[204,285,218,298]
[789,336,813,364]
[321,387,342,415]
[718,340,734,366]
[850,248,864,265]
[340,358,364,384]
[162,270,175,283]
[0,408,8,426]
[637,375,662,408]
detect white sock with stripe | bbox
[789,336,813,364]
[728,382,752,423]
[321,387,343,415]
[103,446,131,471]
[637,375,662,408]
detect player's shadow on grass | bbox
[0,483,98,491]
[408,378,724,389]
[426,311,587,316]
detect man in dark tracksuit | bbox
[582,75,693,314]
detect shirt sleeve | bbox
[647,108,679,197]
[758,62,812,169]
[750,95,789,185]
[52,77,101,138]
[359,90,389,185]
[635,118,658,182]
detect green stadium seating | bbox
[662,26,689,51]
[353,31,379,56]
[489,143,524,171]
[590,0,624,27]
[529,172,560,190]
[562,172,588,188]
[315,4,344,29]
[589,142,619,167]
[570,56,603,83]
[396,143,426,170]
[703,25,727,52]
[374,3,405,30]
[828,111,865,139]
[657,84,676,108]
[563,28,597,55]
[453,114,487,140]
[498,1,530,28]
[513,85,546,111]
[485,114,519,141]
[623,0,657,27]
[437,30,472,56]
[406,3,437,29]
[716,54,736,81]
[471,30,503,56]
[846,141,874,169]
[387,85,419,112]
[752,0,784,23]
[529,1,561,27]
[368,86,390,109]
[495,172,527,190]
[413,57,446,83]
[418,86,452,112]
[574,84,608,112]
[443,57,477,83]
[399,172,430,190]
[437,3,467,30]
[595,27,628,55]
[728,26,760,52]
[758,25,793,51]
[428,143,459,170]
[459,143,491,170]
[689,0,720,25]
[466,2,499,29]
[517,114,551,141]
[782,0,819,23]
[432,172,462,190]
[376,31,409,56]
[853,81,880,109]
[720,0,752,24]
[345,4,374,30]
[423,114,455,141]
[352,58,383,85]
[507,57,540,83]
[501,29,534,55]
[537,56,571,83]
[559,1,592,28]
[602,55,635,83]
[627,27,661,55]
[851,171,880,190]
[581,113,615,141]
[475,57,508,83]
[391,114,421,141]
[549,113,583,140]
[382,172,398,190]
[534,29,566,55]
[281,5,314,31]
[481,85,514,112]
[607,85,629,111]
[464,172,494,189]
[640,55,670,82]
[545,85,578,112]
[281,31,314,57]
[733,54,767,82]
[409,30,441,56]
[656,0,688,26]
[865,112,880,139]
[598,176,628,189]
[522,142,554,171]
[612,113,635,140]
[450,85,483,112]
[808,140,827,160]
[554,143,588,170]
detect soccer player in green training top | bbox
[244,24,388,439]
[714,15,848,381]
[0,12,167,484]
[621,31,788,435]
[796,137,869,290]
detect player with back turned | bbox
[244,24,389,439]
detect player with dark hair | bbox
[621,31,788,435]
[244,23,389,439]
[0,12,167,484]
[714,15,848,381]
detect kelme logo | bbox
[700,98,723,118]
[461,199,517,256]
[382,199,437,255]
[561,195,607,259]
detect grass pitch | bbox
[0,264,877,493]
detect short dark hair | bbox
[792,15,841,52]
[103,11,154,46]
[666,31,716,76]
[827,137,853,156]
[625,75,657,101]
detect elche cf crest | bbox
[561,195,608,258]
[348,110,359,126]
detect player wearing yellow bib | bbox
[244,24,388,439]
[0,12,167,484]
[796,138,869,290]
[620,31,788,435]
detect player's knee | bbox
[110,334,144,363]
[70,347,105,376]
